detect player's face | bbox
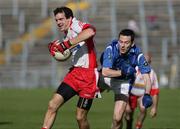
[118,35,133,54]
[55,12,72,32]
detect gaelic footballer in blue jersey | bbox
[98,29,152,129]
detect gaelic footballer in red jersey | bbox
[42,6,100,129]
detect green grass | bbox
[0,88,180,129]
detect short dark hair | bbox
[118,29,135,42]
[53,6,73,19]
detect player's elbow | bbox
[89,28,96,36]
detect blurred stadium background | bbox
[0,0,179,88]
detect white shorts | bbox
[98,74,130,96]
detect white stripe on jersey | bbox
[137,53,143,65]
[65,18,96,68]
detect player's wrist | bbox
[62,39,72,49]
[118,70,122,76]
[68,40,73,46]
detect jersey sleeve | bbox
[73,20,96,33]
[102,45,113,68]
[71,20,90,33]
[137,53,151,74]
[82,23,96,32]
[150,69,160,95]
[150,89,160,96]
[151,70,159,89]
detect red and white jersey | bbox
[64,17,97,68]
[130,67,159,96]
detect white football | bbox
[53,49,71,61]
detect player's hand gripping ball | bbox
[48,39,71,61]
[142,93,153,108]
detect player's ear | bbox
[66,16,72,24]
[131,42,135,47]
[68,16,72,21]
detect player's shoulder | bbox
[109,39,119,48]
[105,39,118,52]
[129,44,142,55]
[71,18,85,31]
[71,17,91,31]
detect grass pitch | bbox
[0,88,180,129]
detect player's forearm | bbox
[152,94,159,109]
[143,74,151,94]
[102,68,122,77]
[145,82,151,94]
[70,28,95,45]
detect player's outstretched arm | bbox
[142,73,151,94]
[102,67,122,77]
[142,73,153,108]
[70,27,95,46]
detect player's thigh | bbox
[56,82,77,103]
[77,97,93,110]
[111,79,130,95]
[129,95,138,110]
[137,96,143,107]
[110,79,130,103]
[76,97,93,119]
[113,100,127,120]
[137,96,146,112]
[126,102,133,114]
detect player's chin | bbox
[58,27,64,32]
[120,51,126,54]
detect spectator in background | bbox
[128,17,140,37]
[125,53,160,129]
[147,15,159,30]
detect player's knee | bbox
[125,113,131,121]
[76,108,88,123]
[112,119,121,127]
[113,115,122,124]
[48,100,58,112]
[76,113,86,122]
[139,107,146,113]
[126,106,133,114]
[125,112,133,122]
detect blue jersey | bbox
[101,40,151,82]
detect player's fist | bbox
[142,94,153,108]
[48,39,61,56]
[56,40,72,53]
[121,65,136,77]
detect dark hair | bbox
[53,6,73,19]
[118,29,135,42]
